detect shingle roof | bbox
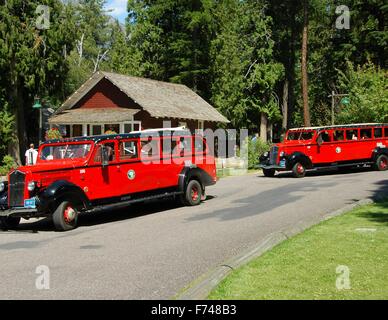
[48,108,139,124]
[56,71,229,123]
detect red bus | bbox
[259,123,388,178]
[0,128,217,231]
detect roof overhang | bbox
[48,108,140,125]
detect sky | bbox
[104,0,128,23]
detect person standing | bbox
[25,144,38,165]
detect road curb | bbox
[176,198,375,300]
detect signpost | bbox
[328,91,349,125]
[32,97,43,144]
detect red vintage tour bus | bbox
[0,128,217,231]
[259,123,388,178]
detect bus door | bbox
[314,130,336,164]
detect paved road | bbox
[0,168,387,299]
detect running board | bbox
[86,191,183,214]
[311,162,374,171]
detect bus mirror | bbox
[101,146,109,167]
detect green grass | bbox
[208,202,388,300]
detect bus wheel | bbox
[53,201,78,231]
[180,180,202,206]
[292,162,306,178]
[263,169,275,177]
[0,217,21,230]
[375,154,388,171]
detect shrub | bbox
[45,127,62,141]
[248,137,271,169]
[0,155,17,176]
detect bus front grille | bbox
[269,146,278,165]
[9,171,25,207]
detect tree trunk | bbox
[282,80,289,130]
[260,113,268,142]
[287,13,298,129]
[301,0,311,127]
[8,62,26,166]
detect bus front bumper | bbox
[0,207,39,218]
[257,159,287,171]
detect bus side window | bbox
[120,140,138,160]
[179,136,192,156]
[333,130,344,141]
[360,128,372,140]
[374,128,383,139]
[194,137,206,153]
[320,131,331,143]
[385,127,388,137]
[346,129,358,141]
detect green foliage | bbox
[211,0,284,131]
[0,155,17,176]
[248,137,271,169]
[0,105,15,158]
[336,61,388,123]
[127,0,216,98]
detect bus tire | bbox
[263,169,275,177]
[292,162,306,178]
[375,154,388,171]
[53,201,78,231]
[180,180,202,206]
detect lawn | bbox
[208,202,388,300]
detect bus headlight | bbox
[0,182,5,192]
[27,181,36,192]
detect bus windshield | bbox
[40,143,92,161]
[286,130,315,141]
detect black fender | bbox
[286,152,313,170]
[37,180,91,214]
[0,191,8,209]
[178,166,215,193]
[0,181,8,209]
[372,147,388,162]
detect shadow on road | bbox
[273,166,372,179]
[14,196,216,232]
[14,198,181,232]
[186,180,337,222]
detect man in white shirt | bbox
[25,144,38,165]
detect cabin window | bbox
[374,128,383,138]
[119,141,138,160]
[104,124,120,134]
[72,125,83,137]
[333,130,345,141]
[92,125,102,136]
[360,129,372,140]
[346,129,358,140]
[385,128,388,137]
